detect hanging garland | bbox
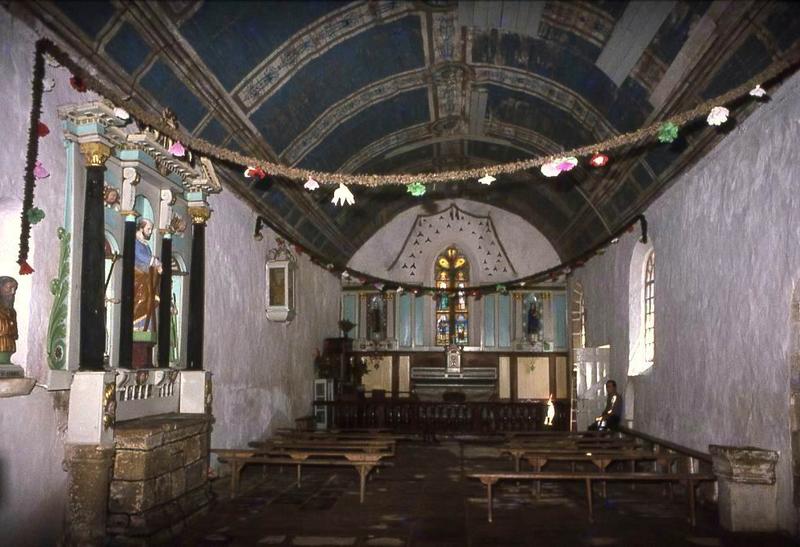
[255,210,648,294]
[17,40,48,275]
[35,38,798,190]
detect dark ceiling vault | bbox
[16,0,800,262]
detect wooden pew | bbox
[212,448,392,503]
[469,471,715,525]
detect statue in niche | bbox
[526,295,542,342]
[0,276,18,364]
[134,218,162,334]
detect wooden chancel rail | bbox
[322,400,569,433]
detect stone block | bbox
[109,479,156,514]
[154,474,171,506]
[114,450,151,481]
[184,435,202,464]
[710,445,779,532]
[170,468,187,499]
[185,459,207,490]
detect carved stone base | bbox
[710,445,779,532]
[0,363,24,378]
[63,444,115,547]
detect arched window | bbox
[643,250,655,365]
[628,242,654,376]
[434,246,469,346]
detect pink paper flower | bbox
[168,141,186,157]
[33,161,50,179]
[244,166,267,180]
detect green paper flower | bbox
[657,122,679,144]
[495,284,507,294]
[407,182,426,197]
[26,207,45,225]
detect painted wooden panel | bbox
[556,355,568,399]
[362,356,393,392]
[499,356,511,399]
[498,293,511,347]
[483,294,496,347]
[399,355,411,393]
[517,356,549,399]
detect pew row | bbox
[469,471,715,525]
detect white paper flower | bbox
[304,177,320,191]
[478,174,496,185]
[540,161,560,177]
[331,183,355,206]
[44,54,61,68]
[707,106,729,126]
[749,84,766,98]
[113,107,130,120]
[42,77,55,92]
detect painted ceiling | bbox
[20,1,800,262]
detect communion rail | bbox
[321,400,569,434]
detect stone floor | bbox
[178,442,796,547]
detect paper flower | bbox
[396,286,404,294]
[37,122,50,137]
[373,283,385,291]
[304,177,320,191]
[26,207,45,224]
[42,77,55,92]
[589,153,609,167]
[478,174,496,185]
[44,54,61,68]
[33,161,50,179]
[331,183,355,206]
[407,182,426,196]
[657,122,679,143]
[749,85,766,98]
[244,166,267,180]
[540,162,560,177]
[707,106,729,126]
[541,157,577,177]
[113,107,130,121]
[69,76,87,92]
[495,284,508,294]
[168,141,186,157]
[18,260,34,275]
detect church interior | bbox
[1,1,800,545]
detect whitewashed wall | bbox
[204,189,340,449]
[347,199,561,283]
[0,11,99,544]
[0,8,341,542]
[572,70,800,533]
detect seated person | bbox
[588,380,623,431]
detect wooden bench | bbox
[469,471,715,525]
[251,438,396,456]
[212,448,392,503]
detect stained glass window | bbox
[434,247,469,346]
[643,251,655,364]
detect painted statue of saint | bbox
[0,276,19,363]
[133,218,162,332]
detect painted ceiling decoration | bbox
[388,203,516,283]
[18,0,800,265]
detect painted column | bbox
[117,218,136,368]
[157,235,172,366]
[78,142,112,371]
[117,166,140,369]
[157,189,176,367]
[186,205,210,370]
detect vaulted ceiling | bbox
[18,0,800,262]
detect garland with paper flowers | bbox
[255,210,648,295]
[35,38,799,192]
[16,40,48,275]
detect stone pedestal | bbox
[107,413,212,543]
[709,444,779,532]
[63,444,115,547]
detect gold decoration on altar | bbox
[188,206,212,225]
[79,142,112,167]
[102,381,116,429]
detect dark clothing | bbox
[588,392,623,431]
